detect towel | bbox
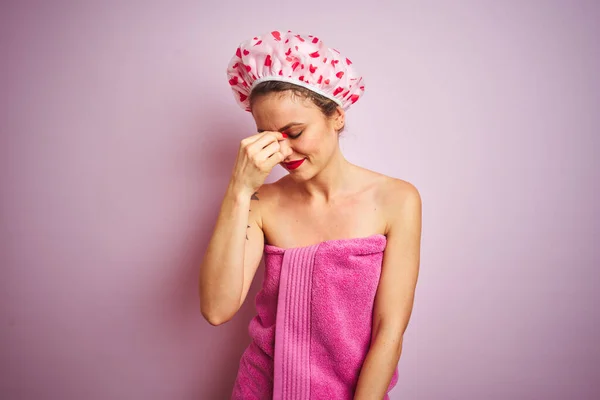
[231,234,399,399]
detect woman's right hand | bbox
[230,131,291,195]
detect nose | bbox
[279,139,294,158]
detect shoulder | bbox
[251,178,287,229]
[358,167,420,207]
[372,173,422,234]
[255,177,287,201]
[381,176,421,208]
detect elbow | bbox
[198,282,241,326]
[202,311,229,326]
[200,302,237,326]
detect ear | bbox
[333,106,345,131]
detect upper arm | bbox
[238,187,266,308]
[372,181,422,340]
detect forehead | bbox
[251,92,320,130]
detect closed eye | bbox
[286,130,303,139]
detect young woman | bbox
[199,30,422,400]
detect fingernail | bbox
[282,132,288,138]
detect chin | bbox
[287,168,317,182]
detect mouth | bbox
[282,158,306,170]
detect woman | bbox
[200,30,422,400]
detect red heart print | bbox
[346,58,352,65]
[285,48,292,56]
[333,87,343,96]
[309,64,317,73]
[253,40,262,46]
[309,51,319,58]
[239,93,248,102]
[324,79,330,84]
[349,94,359,103]
[243,49,250,56]
[317,75,323,84]
[336,71,344,78]
[265,55,272,66]
[236,48,242,58]
[271,31,281,41]
[312,37,319,43]
[229,76,238,86]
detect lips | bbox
[283,158,305,170]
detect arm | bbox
[199,131,287,326]
[198,181,265,326]
[354,182,422,400]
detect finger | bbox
[255,140,281,162]
[240,132,265,147]
[262,150,285,170]
[249,131,286,152]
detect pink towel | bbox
[231,234,399,399]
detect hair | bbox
[248,81,345,135]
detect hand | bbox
[230,131,291,196]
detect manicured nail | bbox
[282,132,288,138]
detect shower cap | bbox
[226,30,365,112]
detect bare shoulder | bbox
[369,171,422,233]
[255,177,287,200]
[380,175,421,207]
[358,167,420,202]
[251,179,285,229]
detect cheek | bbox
[293,127,333,157]
[297,137,320,156]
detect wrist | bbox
[227,179,254,201]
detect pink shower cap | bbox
[226,30,365,112]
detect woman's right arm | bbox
[199,181,264,326]
[199,131,288,326]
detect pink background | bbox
[1,1,598,399]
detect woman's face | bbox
[251,91,343,178]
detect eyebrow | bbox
[257,122,304,133]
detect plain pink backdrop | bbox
[1,1,598,399]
